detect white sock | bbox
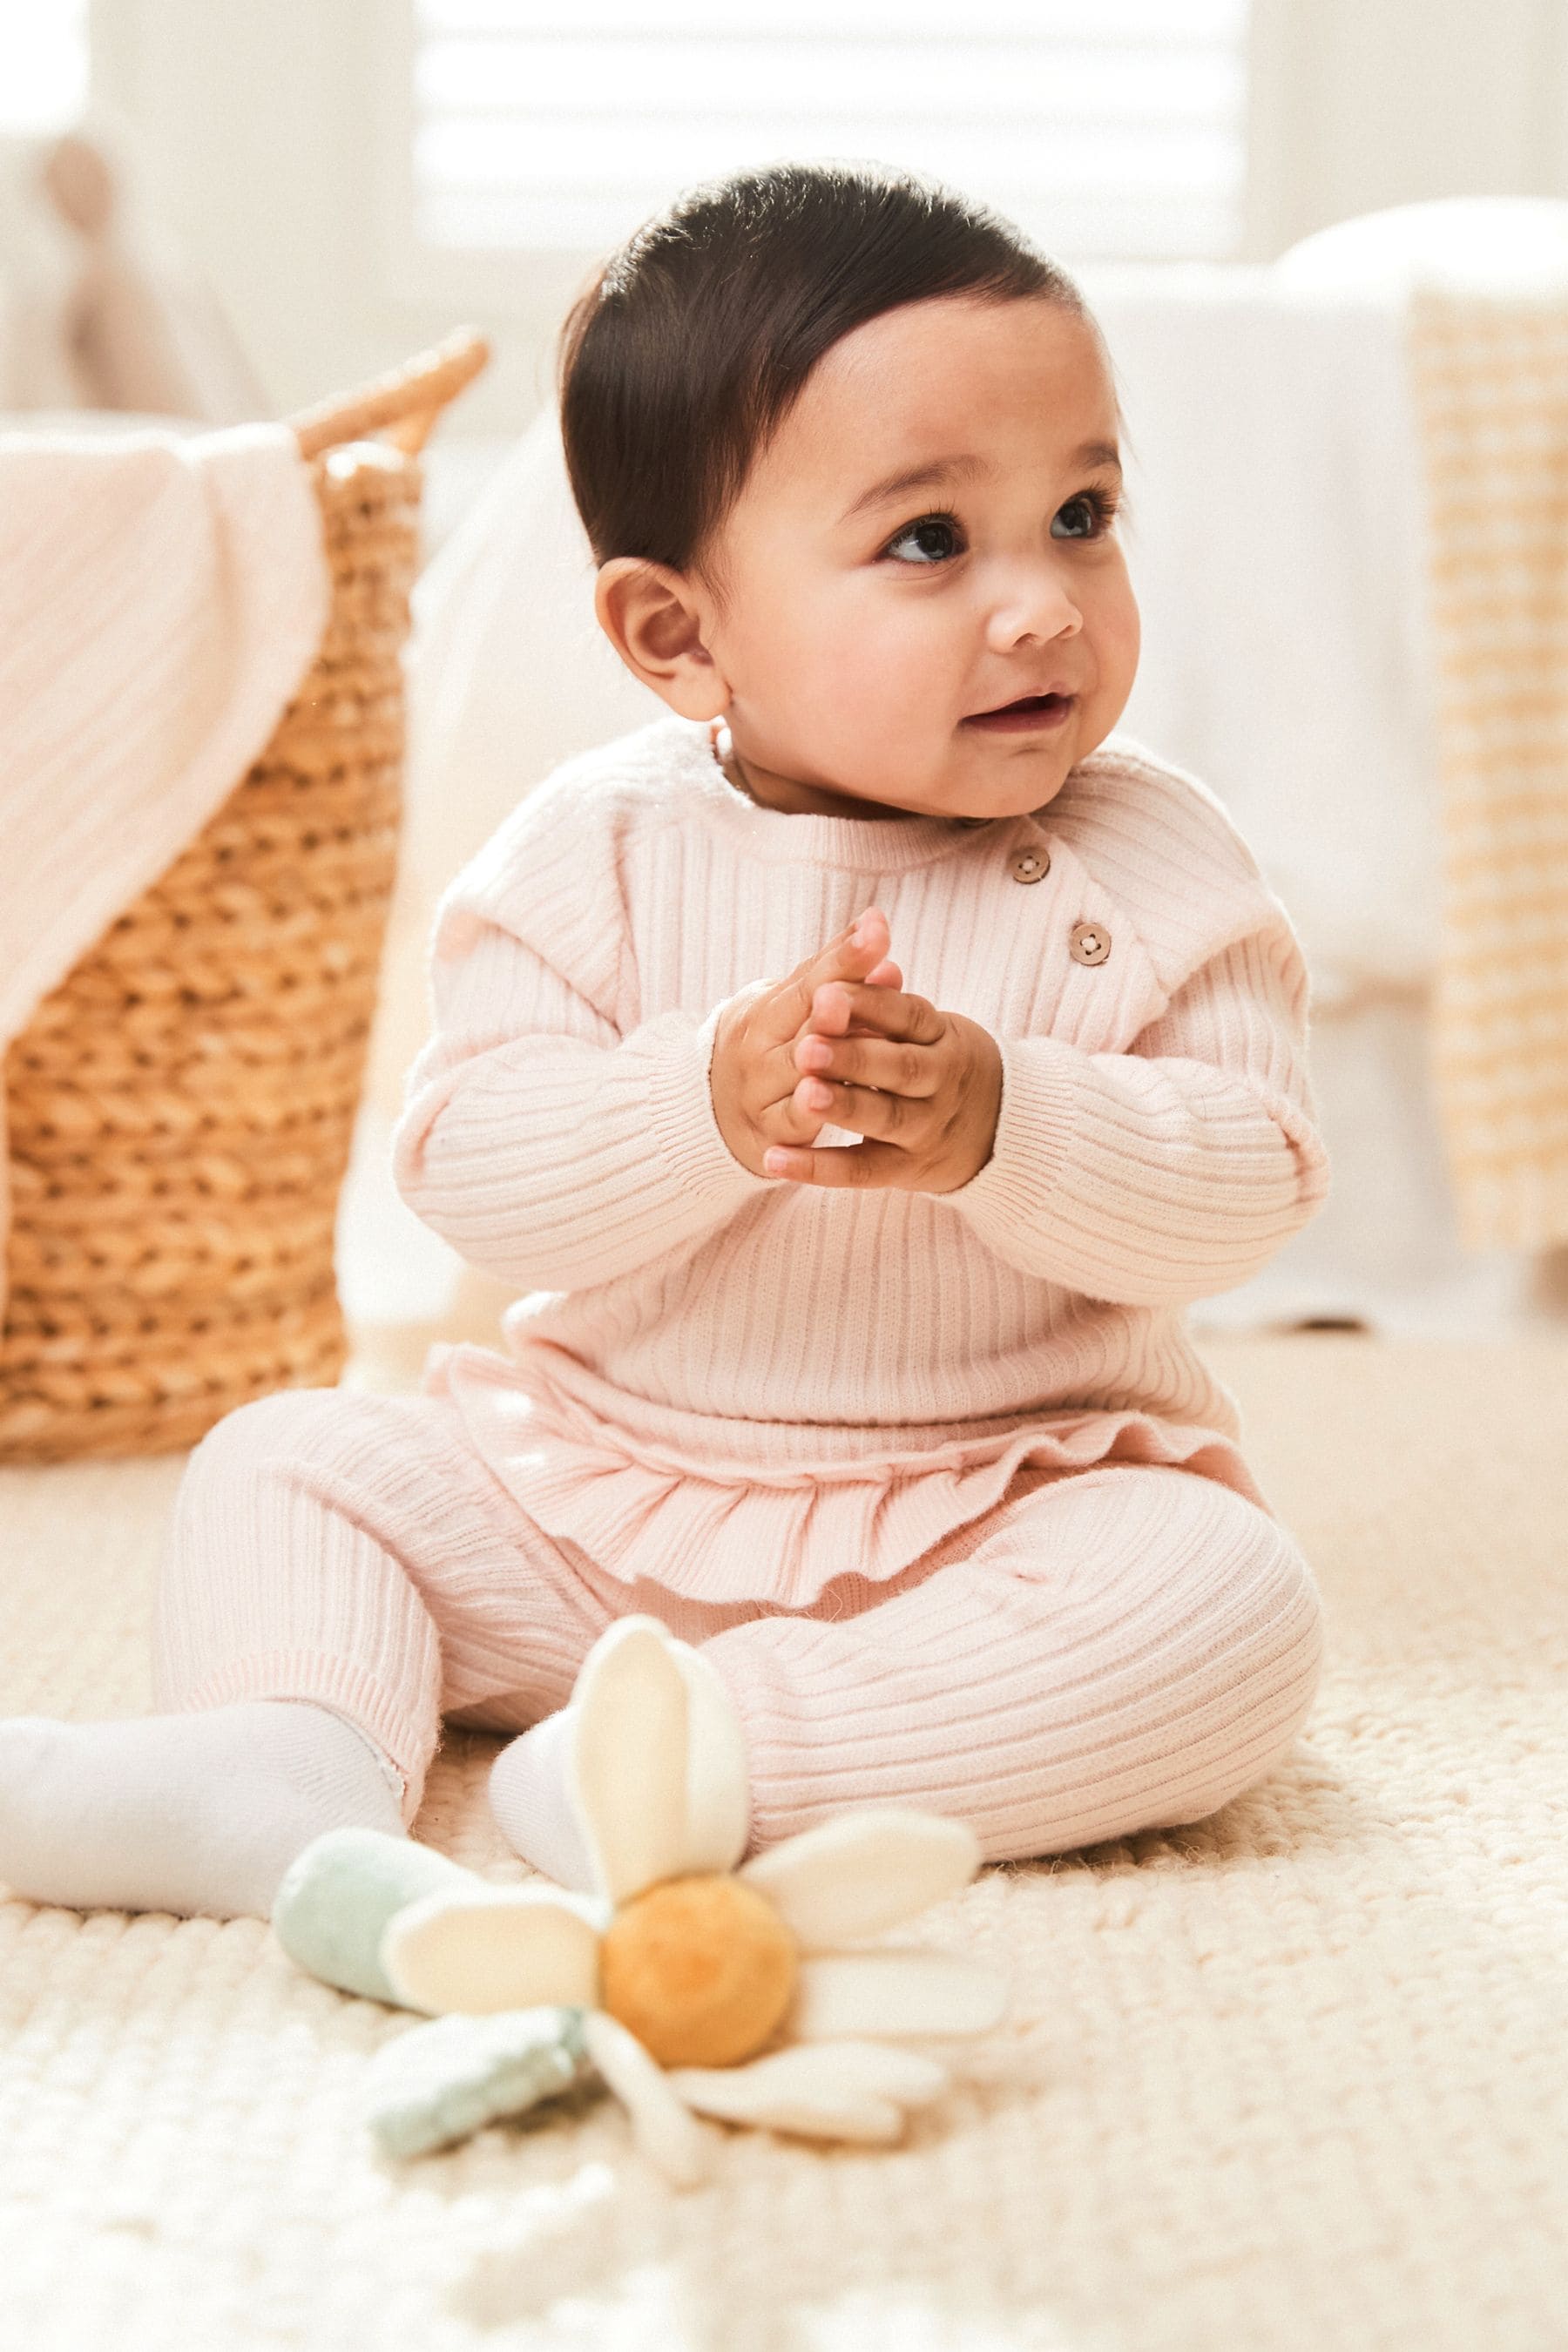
[0,1699,407,1921]
[487,1706,597,1892]
[489,1643,754,1893]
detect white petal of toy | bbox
[789,1949,1010,2041]
[667,2038,950,2143]
[570,1618,693,1906]
[581,2010,717,2188]
[738,1810,981,1946]
[666,1639,750,1877]
[382,1884,605,2017]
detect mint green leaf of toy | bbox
[363,2004,598,2159]
[273,1827,484,2005]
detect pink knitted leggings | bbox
[150,1387,1325,1863]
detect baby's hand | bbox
[710,909,903,1180]
[767,960,1004,1197]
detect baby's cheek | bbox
[818,617,937,731]
[1092,581,1141,707]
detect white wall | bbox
[1245,0,1568,252]
[87,0,553,432]
[90,0,1568,436]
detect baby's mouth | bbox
[961,693,1076,733]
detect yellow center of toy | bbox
[598,1874,799,2069]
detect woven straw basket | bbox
[0,330,489,1463]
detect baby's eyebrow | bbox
[840,454,991,524]
[840,440,1122,526]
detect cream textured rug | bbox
[0,1333,1564,2352]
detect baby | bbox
[0,160,1329,1920]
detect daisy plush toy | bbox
[273,1617,1010,2186]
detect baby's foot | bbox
[489,1634,752,1893]
[0,1700,405,1920]
[487,1705,597,1891]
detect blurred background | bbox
[6,0,1568,1371]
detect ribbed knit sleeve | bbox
[389,791,776,1293]
[942,916,1327,1306]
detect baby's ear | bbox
[593,558,727,720]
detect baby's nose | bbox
[986,568,1085,647]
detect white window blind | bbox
[412,0,1252,265]
[0,0,90,134]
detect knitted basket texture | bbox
[0,333,488,1461]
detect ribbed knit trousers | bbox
[150,1387,1326,1862]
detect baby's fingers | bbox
[767,1071,839,1148]
[763,909,892,1044]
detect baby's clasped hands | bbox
[710,907,1004,1193]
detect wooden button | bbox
[1070,921,1112,966]
[1008,847,1050,883]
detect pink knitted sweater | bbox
[390,711,1328,1606]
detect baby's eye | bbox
[883,514,964,566]
[1053,490,1119,541]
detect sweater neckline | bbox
[666,714,1000,873]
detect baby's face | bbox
[699,294,1140,822]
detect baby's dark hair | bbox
[556,159,1101,592]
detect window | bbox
[0,0,90,134]
[410,0,1253,267]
